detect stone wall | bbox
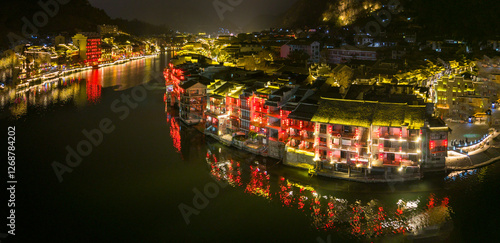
[268,140,285,159]
[284,151,315,170]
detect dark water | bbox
[1,54,500,242]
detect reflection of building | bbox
[86,71,102,103]
[204,146,452,236]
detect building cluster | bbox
[165,53,456,179]
[171,30,500,123]
[0,25,163,83]
[163,28,500,180]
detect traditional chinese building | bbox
[284,98,448,177]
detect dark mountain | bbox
[279,0,500,41]
[243,15,281,33]
[280,0,331,28]
[0,0,170,49]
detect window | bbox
[409,142,416,150]
[320,137,327,146]
[320,125,327,134]
[343,126,352,134]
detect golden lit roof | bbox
[312,98,427,129]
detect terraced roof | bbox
[312,98,426,129]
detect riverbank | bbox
[195,118,500,182]
[446,132,500,171]
[178,118,423,183]
[11,53,160,90]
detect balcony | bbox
[267,110,281,118]
[266,121,281,130]
[340,145,358,152]
[328,143,340,150]
[341,133,358,139]
[298,145,315,153]
[379,133,407,140]
[381,159,418,167]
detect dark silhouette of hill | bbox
[279,0,500,41]
[0,0,170,49]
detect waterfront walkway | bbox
[315,170,422,183]
[446,131,500,170]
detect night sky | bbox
[88,0,299,33]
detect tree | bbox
[256,49,277,63]
[332,65,354,91]
[287,50,310,65]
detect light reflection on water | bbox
[0,77,91,119]
[0,56,162,119]
[165,108,454,240]
[206,149,452,239]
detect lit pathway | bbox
[446,131,500,170]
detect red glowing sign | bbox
[430,141,435,150]
[443,139,448,147]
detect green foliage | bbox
[248,131,258,139]
[287,50,310,64]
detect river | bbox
[0,53,499,242]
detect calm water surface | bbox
[1,54,499,242]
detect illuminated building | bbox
[280,39,321,63]
[100,43,113,64]
[179,80,208,125]
[435,75,477,119]
[325,45,377,64]
[163,63,185,105]
[205,81,245,136]
[164,58,450,177]
[420,117,449,171]
[284,103,319,163]
[71,33,101,66]
[264,86,294,143]
[97,24,119,36]
[285,98,448,176]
